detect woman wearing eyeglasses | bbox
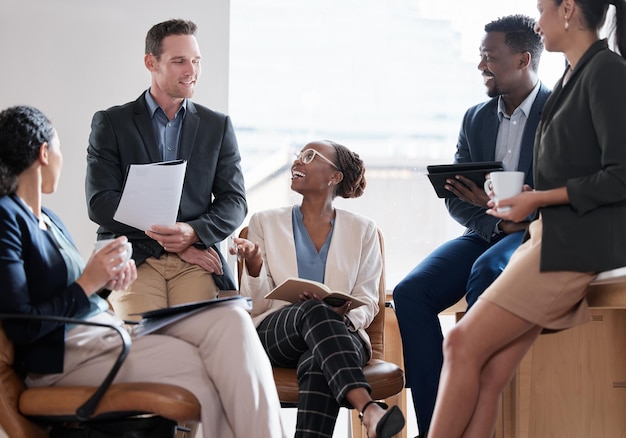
[232,140,405,438]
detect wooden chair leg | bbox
[351,409,367,438]
[384,300,407,438]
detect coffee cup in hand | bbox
[483,171,524,212]
[94,239,133,266]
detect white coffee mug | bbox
[94,239,133,265]
[484,171,524,212]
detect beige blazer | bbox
[239,206,382,353]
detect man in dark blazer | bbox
[85,19,246,321]
[392,15,551,438]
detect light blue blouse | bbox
[292,205,334,283]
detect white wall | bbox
[0,0,230,258]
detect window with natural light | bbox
[228,1,616,436]
[229,0,564,289]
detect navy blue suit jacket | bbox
[0,195,90,374]
[445,84,551,241]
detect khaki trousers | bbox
[109,253,220,321]
[27,305,286,438]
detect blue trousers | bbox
[392,230,525,435]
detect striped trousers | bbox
[257,300,371,437]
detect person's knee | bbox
[392,281,409,305]
[210,305,257,336]
[466,257,503,309]
[441,325,472,364]
[226,305,255,325]
[296,351,316,376]
[392,275,426,307]
[470,257,500,282]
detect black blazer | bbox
[0,195,90,374]
[85,93,247,288]
[535,40,626,272]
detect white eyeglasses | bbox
[295,148,339,169]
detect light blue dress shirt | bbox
[144,89,187,161]
[292,206,335,283]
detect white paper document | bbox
[113,160,187,231]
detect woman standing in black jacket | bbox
[428,0,626,436]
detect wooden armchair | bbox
[0,314,200,438]
[236,226,405,438]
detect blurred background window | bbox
[229,0,565,287]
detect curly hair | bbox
[484,14,544,71]
[0,106,55,196]
[145,19,197,58]
[327,140,366,199]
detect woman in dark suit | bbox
[427,0,626,436]
[0,105,286,438]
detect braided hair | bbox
[327,140,366,199]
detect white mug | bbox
[94,239,133,265]
[484,171,524,212]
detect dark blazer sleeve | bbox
[179,106,247,247]
[536,45,626,272]
[0,199,90,373]
[444,100,501,241]
[85,99,153,238]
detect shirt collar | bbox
[144,88,187,119]
[497,81,541,121]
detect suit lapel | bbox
[481,106,499,162]
[132,96,161,162]
[179,101,199,161]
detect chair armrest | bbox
[0,313,131,421]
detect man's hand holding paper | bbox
[146,222,199,253]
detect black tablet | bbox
[426,161,504,198]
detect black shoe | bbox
[359,401,406,438]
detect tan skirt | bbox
[480,216,596,330]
